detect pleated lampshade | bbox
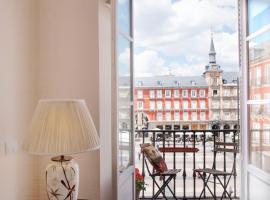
[23,99,100,155]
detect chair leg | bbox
[216,176,232,200]
[197,172,217,200]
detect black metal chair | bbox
[144,158,181,199]
[194,141,238,200]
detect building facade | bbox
[134,37,239,130]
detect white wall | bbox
[0,0,38,199]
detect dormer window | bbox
[191,80,196,86]
[157,81,162,86]
[138,81,143,86]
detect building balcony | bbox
[135,129,240,200]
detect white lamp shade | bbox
[23,99,100,155]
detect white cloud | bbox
[134,0,239,77]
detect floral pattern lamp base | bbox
[46,156,79,200]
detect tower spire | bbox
[209,33,216,64]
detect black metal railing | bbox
[135,129,240,199]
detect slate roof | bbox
[134,71,239,88]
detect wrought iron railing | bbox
[135,129,240,199]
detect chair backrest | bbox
[214,142,239,154]
[140,143,168,174]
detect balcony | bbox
[135,129,240,199]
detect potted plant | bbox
[135,168,145,200]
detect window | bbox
[174,112,180,121]
[191,100,197,109]
[174,101,180,109]
[137,90,143,98]
[150,101,155,110]
[191,90,197,97]
[213,89,218,96]
[223,112,230,120]
[157,112,163,121]
[165,90,171,98]
[212,100,219,109]
[264,93,270,115]
[223,89,230,96]
[212,112,220,120]
[182,90,188,97]
[256,67,262,86]
[150,90,155,98]
[165,101,171,110]
[192,112,197,121]
[183,101,189,109]
[183,112,189,121]
[199,89,205,97]
[200,112,206,120]
[157,90,162,98]
[224,100,230,108]
[137,101,143,110]
[212,77,218,85]
[157,101,163,110]
[166,112,171,121]
[263,124,270,145]
[265,64,270,84]
[174,90,179,97]
[200,100,205,109]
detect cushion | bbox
[140,143,167,173]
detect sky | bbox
[132,0,239,77]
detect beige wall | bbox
[0,0,38,199]
[37,0,101,199]
[0,0,113,199]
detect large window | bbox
[247,0,270,174]
[165,101,171,110]
[117,0,133,169]
[149,90,155,98]
[183,100,189,109]
[165,90,171,98]
[157,101,163,110]
[157,90,162,98]
[174,101,180,109]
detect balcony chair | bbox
[141,143,181,200]
[194,140,238,200]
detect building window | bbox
[212,112,220,120]
[137,90,143,99]
[212,100,219,109]
[174,101,180,109]
[199,90,205,97]
[182,90,188,98]
[263,124,270,145]
[223,112,230,120]
[223,89,230,96]
[183,112,189,121]
[191,100,197,109]
[157,112,163,121]
[150,101,155,110]
[174,90,179,97]
[166,112,171,121]
[150,90,155,98]
[192,112,197,121]
[213,89,218,96]
[200,112,206,120]
[157,101,163,110]
[165,101,171,110]
[264,93,270,115]
[165,90,171,98]
[191,90,197,97]
[137,101,144,110]
[200,100,205,109]
[265,64,270,84]
[157,90,162,98]
[224,100,230,108]
[174,112,180,121]
[183,101,189,109]
[256,67,261,86]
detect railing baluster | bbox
[183,131,186,199]
[142,131,145,198]
[223,130,227,198]
[173,131,176,196]
[203,131,206,199]
[234,129,237,198]
[193,130,196,198]
[213,130,216,198]
[152,131,156,197]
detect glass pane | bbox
[248,0,270,34]
[118,34,132,169]
[117,0,130,35]
[248,30,270,174]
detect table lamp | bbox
[23,99,100,200]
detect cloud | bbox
[133,0,239,77]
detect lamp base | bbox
[46,155,79,200]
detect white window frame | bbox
[137,101,143,110]
[165,101,171,110]
[174,112,180,121]
[200,112,206,120]
[157,101,163,110]
[200,100,206,109]
[149,90,155,98]
[149,101,155,110]
[166,112,171,121]
[174,89,179,97]
[183,112,189,121]
[157,112,163,121]
[157,90,162,98]
[182,90,188,98]
[192,112,197,121]
[191,90,197,97]
[183,100,189,109]
[174,101,180,109]
[137,90,143,99]
[191,100,197,109]
[199,89,205,97]
[165,90,171,98]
